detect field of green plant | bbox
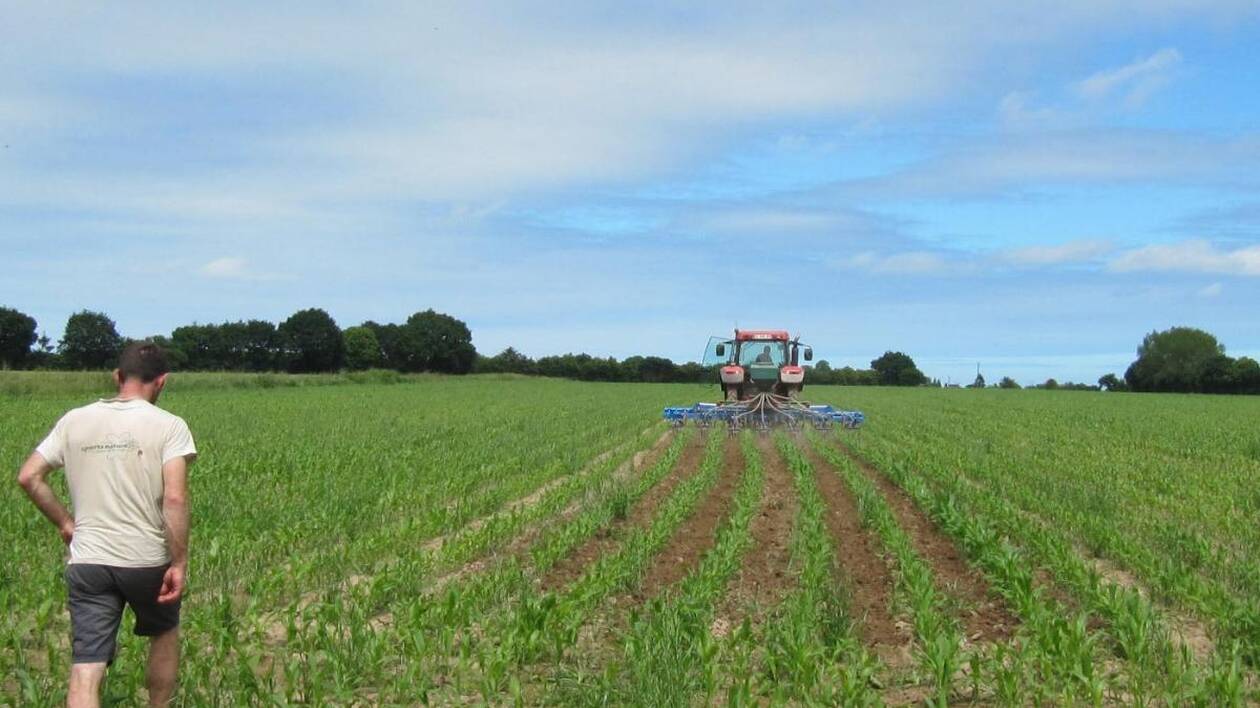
[3,377,1258,705]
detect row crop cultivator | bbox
[663,329,864,432]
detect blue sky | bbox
[3,2,1259,385]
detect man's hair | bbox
[117,342,171,383]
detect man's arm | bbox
[16,452,74,544]
[158,455,189,604]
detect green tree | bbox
[0,306,37,368]
[171,323,222,370]
[1231,357,1260,395]
[870,351,928,386]
[479,346,534,375]
[1097,373,1127,392]
[997,376,1020,389]
[239,320,280,371]
[343,326,382,371]
[60,310,123,369]
[279,308,344,373]
[26,331,59,369]
[399,310,476,374]
[809,359,834,385]
[623,355,678,383]
[1124,327,1226,392]
[360,321,402,370]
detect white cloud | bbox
[1001,239,1113,266]
[844,132,1260,199]
[199,257,288,282]
[838,251,961,275]
[1,4,1252,209]
[200,257,248,278]
[997,91,1072,130]
[1075,48,1182,106]
[1109,240,1260,276]
[1197,282,1223,297]
[687,208,875,237]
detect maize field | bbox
[3,378,1259,705]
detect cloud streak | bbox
[1110,240,1260,276]
[1075,48,1182,106]
[1001,239,1113,266]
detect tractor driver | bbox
[754,345,774,364]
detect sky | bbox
[3,1,1259,385]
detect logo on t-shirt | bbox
[81,433,139,460]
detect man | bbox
[17,342,195,708]
[753,345,774,364]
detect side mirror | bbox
[715,344,725,357]
[804,347,813,361]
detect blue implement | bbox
[663,393,863,431]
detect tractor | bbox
[663,329,864,432]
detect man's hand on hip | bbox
[58,519,74,545]
[157,565,185,604]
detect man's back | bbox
[37,398,195,568]
[18,341,194,706]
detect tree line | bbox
[473,347,928,386]
[0,306,476,375]
[0,304,937,387]
[18,305,1246,395]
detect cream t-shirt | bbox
[36,397,197,567]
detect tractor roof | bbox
[735,329,790,342]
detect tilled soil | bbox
[635,435,744,599]
[825,439,1018,645]
[539,432,708,591]
[800,437,906,652]
[429,430,678,595]
[717,435,799,619]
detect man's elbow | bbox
[16,466,37,492]
[163,492,188,509]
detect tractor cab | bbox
[704,330,813,401]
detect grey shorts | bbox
[65,564,180,664]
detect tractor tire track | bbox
[804,436,905,654]
[635,435,744,600]
[539,432,707,592]
[717,435,798,621]
[824,438,1018,645]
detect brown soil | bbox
[717,436,798,619]
[427,429,679,596]
[822,439,1018,645]
[361,431,682,640]
[797,437,906,653]
[1087,554,1215,662]
[422,427,665,556]
[265,430,677,645]
[635,435,744,599]
[538,432,708,591]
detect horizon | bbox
[4,3,1259,387]
[11,305,1260,387]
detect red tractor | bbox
[710,330,812,402]
[663,329,864,431]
